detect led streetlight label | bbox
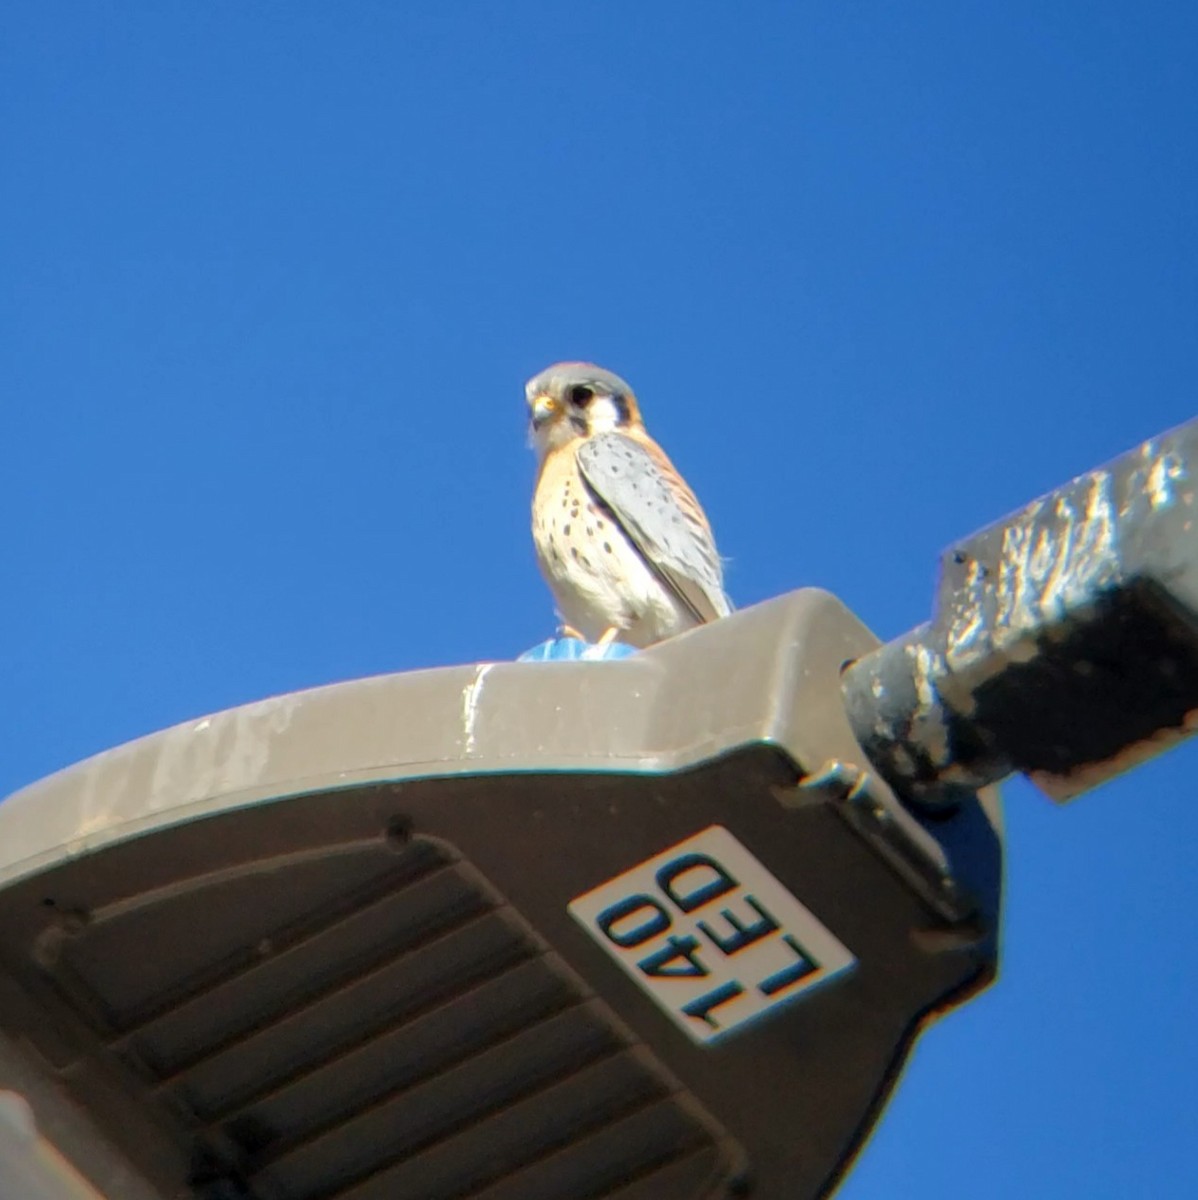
[569,825,855,1044]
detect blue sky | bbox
[3,3,1196,1195]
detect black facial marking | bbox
[569,384,595,406]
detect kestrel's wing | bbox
[576,431,732,624]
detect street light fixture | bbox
[0,419,1191,1200]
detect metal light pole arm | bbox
[842,417,1198,803]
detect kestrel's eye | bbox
[569,384,595,406]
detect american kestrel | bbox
[526,361,732,649]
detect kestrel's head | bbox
[525,361,643,456]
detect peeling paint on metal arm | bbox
[1143,443,1186,510]
[906,642,950,768]
[990,471,1117,654]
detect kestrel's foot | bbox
[595,626,621,650]
[798,758,875,802]
[558,624,587,642]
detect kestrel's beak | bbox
[530,393,560,429]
